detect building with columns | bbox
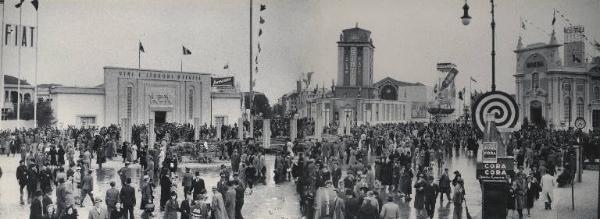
[514,25,600,130]
[301,25,430,135]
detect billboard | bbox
[211,77,234,87]
[411,102,428,119]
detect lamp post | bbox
[461,0,496,92]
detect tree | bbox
[244,92,272,118]
[36,101,55,127]
[271,103,285,117]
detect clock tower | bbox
[335,24,375,99]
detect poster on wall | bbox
[411,102,428,119]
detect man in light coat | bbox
[88,198,109,219]
[540,169,556,210]
[380,196,401,219]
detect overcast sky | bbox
[2,0,599,101]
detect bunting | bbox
[31,0,38,10]
[15,0,24,8]
[182,46,192,55]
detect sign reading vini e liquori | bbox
[211,77,234,87]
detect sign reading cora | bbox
[4,24,36,47]
[149,94,173,106]
[477,157,515,182]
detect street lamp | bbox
[461,1,472,26]
[461,0,496,92]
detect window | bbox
[80,116,96,127]
[594,86,600,100]
[189,88,194,119]
[564,97,572,122]
[126,86,133,119]
[577,98,584,118]
[1,108,8,120]
[532,73,539,89]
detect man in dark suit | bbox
[119,177,136,219]
[180,192,193,219]
[16,160,28,204]
[191,172,206,199]
[105,181,120,217]
[80,170,94,207]
[30,191,44,219]
[182,168,193,195]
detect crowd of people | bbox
[286,123,477,219]
[0,119,597,219]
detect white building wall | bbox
[53,93,105,127]
[211,97,242,126]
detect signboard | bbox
[211,77,234,87]
[482,142,498,163]
[477,157,515,182]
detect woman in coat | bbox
[211,187,228,219]
[164,192,180,219]
[526,175,541,216]
[413,174,427,217]
[514,173,528,219]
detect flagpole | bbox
[138,43,140,70]
[33,4,39,127]
[180,57,183,72]
[248,0,254,137]
[0,1,4,110]
[16,4,22,122]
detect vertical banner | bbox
[262,119,271,149]
[356,47,363,86]
[238,118,244,140]
[148,119,155,148]
[194,117,200,140]
[120,118,131,144]
[290,115,298,142]
[217,124,222,140]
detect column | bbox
[148,119,155,148]
[263,119,271,149]
[194,117,200,141]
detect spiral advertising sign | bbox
[471,91,519,133]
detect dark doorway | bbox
[593,110,600,130]
[530,101,543,127]
[154,111,166,124]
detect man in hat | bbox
[105,181,120,217]
[424,176,439,219]
[232,175,245,219]
[182,167,194,195]
[16,160,28,204]
[88,197,109,219]
[217,173,229,202]
[379,196,400,219]
[438,168,452,203]
[191,171,206,199]
[119,178,136,219]
[118,161,131,186]
[30,191,44,219]
[313,179,338,219]
[80,170,95,207]
[180,191,193,219]
[141,174,155,213]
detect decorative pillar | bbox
[148,119,155,148]
[290,114,298,141]
[194,117,200,141]
[262,119,271,149]
[238,118,244,140]
[120,118,131,144]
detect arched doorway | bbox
[530,100,543,127]
[380,85,397,100]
